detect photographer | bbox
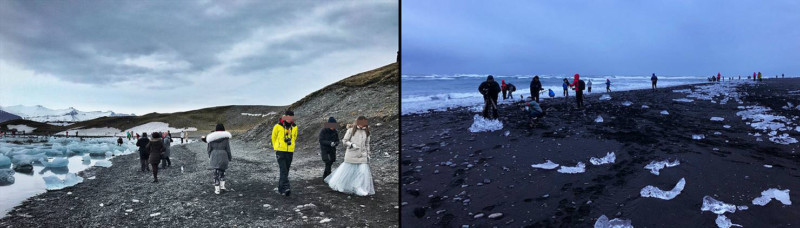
[271,111,298,196]
[478,75,501,119]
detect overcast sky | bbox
[402,0,800,77]
[0,0,397,115]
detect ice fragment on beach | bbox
[673,98,694,103]
[594,215,633,228]
[692,134,705,140]
[468,114,503,132]
[595,115,604,123]
[763,164,773,168]
[715,215,742,228]
[150,212,161,217]
[590,152,616,165]
[531,160,559,170]
[644,159,680,175]
[752,188,791,206]
[94,160,112,167]
[320,218,332,223]
[769,133,797,145]
[0,155,10,168]
[641,105,649,109]
[640,178,685,200]
[710,117,724,121]
[0,169,15,185]
[43,173,84,190]
[599,94,612,101]
[723,125,731,129]
[621,101,632,106]
[557,162,585,174]
[40,157,68,167]
[504,130,510,136]
[660,110,669,115]
[701,196,737,215]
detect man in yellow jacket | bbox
[271,111,297,196]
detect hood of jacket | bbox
[206,131,232,143]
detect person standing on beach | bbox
[126,131,131,141]
[319,117,339,179]
[207,124,232,194]
[479,76,501,119]
[606,78,611,92]
[146,132,165,183]
[587,79,593,93]
[782,73,785,78]
[651,73,658,90]
[507,82,516,99]
[529,76,543,103]
[136,133,150,172]
[161,133,172,168]
[117,137,123,146]
[753,72,756,82]
[562,78,569,97]
[271,111,298,196]
[501,80,508,100]
[568,74,585,108]
[180,131,185,144]
[758,72,762,82]
[325,116,375,196]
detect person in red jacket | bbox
[501,80,509,100]
[717,73,721,82]
[568,74,584,108]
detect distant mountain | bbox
[0,105,135,123]
[0,110,21,123]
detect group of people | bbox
[199,111,375,197]
[135,131,174,183]
[711,72,783,82]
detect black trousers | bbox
[482,94,499,119]
[140,158,150,172]
[532,91,540,103]
[321,148,336,178]
[576,90,584,108]
[502,90,507,99]
[276,151,294,194]
[161,157,171,168]
[214,169,226,186]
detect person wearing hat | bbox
[207,123,232,194]
[136,132,150,172]
[271,110,298,196]
[319,117,340,179]
[478,75,501,119]
[146,132,165,183]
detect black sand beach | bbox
[401,79,800,227]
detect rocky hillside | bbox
[242,62,399,158]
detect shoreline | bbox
[400,78,800,227]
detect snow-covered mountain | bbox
[0,105,135,123]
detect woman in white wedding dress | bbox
[324,116,375,196]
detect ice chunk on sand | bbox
[692,134,705,140]
[723,125,731,129]
[531,160,559,170]
[0,169,15,185]
[621,101,632,106]
[710,117,724,121]
[715,215,742,228]
[94,160,112,168]
[752,188,791,206]
[595,115,604,123]
[673,98,694,103]
[660,110,669,115]
[40,157,69,167]
[594,215,633,228]
[557,162,585,174]
[0,154,10,168]
[769,133,798,145]
[701,196,737,215]
[599,94,612,101]
[764,164,773,168]
[644,159,680,175]
[43,173,84,190]
[640,178,685,200]
[641,105,649,109]
[590,152,616,165]
[468,114,503,132]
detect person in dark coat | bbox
[161,134,172,168]
[319,117,339,179]
[136,132,150,172]
[146,132,165,183]
[529,76,543,103]
[651,73,658,90]
[478,75,501,119]
[117,137,123,146]
[207,124,232,194]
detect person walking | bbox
[136,132,150,172]
[529,76,543,103]
[606,78,611,92]
[478,75,501,119]
[651,73,658,90]
[325,116,375,196]
[146,132,165,183]
[180,131,185,144]
[271,111,298,196]
[207,124,232,194]
[161,133,172,168]
[126,131,131,141]
[758,72,762,82]
[319,117,339,179]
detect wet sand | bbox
[401,79,800,227]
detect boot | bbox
[220,181,226,190]
[214,186,221,194]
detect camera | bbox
[284,137,292,146]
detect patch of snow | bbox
[125,122,197,135]
[673,98,694,103]
[599,94,612,101]
[468,115,503,132]
[640,178,685,200]
[710,117,724,121]
[55,127,122,137]
[6,124,36,133]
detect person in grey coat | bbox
[206,123,232,194]
[161,134,172,168]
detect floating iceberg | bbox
[673,98,694,103]
[644,159,680,175]
[40,157,69,167]
[94,160,113,168]
[43,173,84,190]
[531,160,559,170]
[599,94,612,101]
[557,162,585,174]
[590,152,616,165]
[595,115,604,123]
[752,188,791,206]
[640,178,685,200]
[710,117,724,121]
[0,154,10,168]
[468,114,503,132]
[0,169,15,185]
[594,215,633,228]
[701,196,737,215]
[660,110,669,115]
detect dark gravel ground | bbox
[0,139,399,227]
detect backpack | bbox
[548,89,555,98]
[578,80,586,91]
[509,84,516,92]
